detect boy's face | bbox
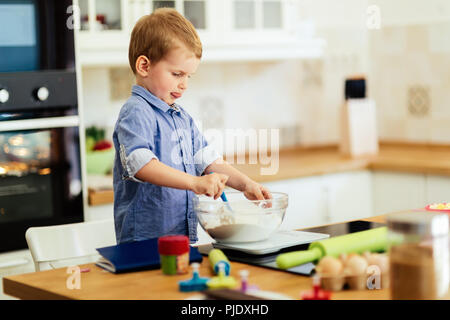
[137,44,200,106]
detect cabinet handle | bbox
[0,116,79,131]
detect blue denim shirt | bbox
[112,85,221,244]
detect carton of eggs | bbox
[315,252,389,291]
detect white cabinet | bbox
[326,171,373,223]
[372,171,427,215]
[202,0,325,62]
[78,0,126,32]
[74,0,325,66]
[373,171,450,215]
[263,176,327,230]
[85,203,114,221]
[75,0,130,66]
[425,174,450,204]
[262,170,373,231]
[0,249,35,300]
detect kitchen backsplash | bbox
[369,22,450,143]
[81,53,363,152]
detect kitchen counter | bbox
[88,142,450,205]
[3,215,450,300]
[2,260,388,300]
[233,142,450,183]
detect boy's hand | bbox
[243,180,272,203]
[192,173,229,199]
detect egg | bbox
[341,252,359,264]
[316,256,343,276]
[365,253,389,273]
[362,251,372,261]
[344,255,369,276]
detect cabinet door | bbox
[263,177,326,230]
[0,249,35,299]
[85,204,114,221]
[426,174,450,204]
[325,170,373,223]
[78,0,125,32]
[196,224,214,245]
[222,0,295,45]
[373,171,427,215]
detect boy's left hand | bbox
[243,180,272,202]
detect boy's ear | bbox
[135,55,151,77]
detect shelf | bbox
[201,39,326,63]
[77,39,326,67]
[88,188,114,206]
[86,174,114,206]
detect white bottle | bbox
[340,77,379,158]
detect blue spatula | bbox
[210,172,233,212]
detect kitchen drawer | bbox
[85,203,114,221]
[263,170,373,230]
[373,171,427,215]
[0,249,35,300]
[426,174,450,204]
[263,176,327,230]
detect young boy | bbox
[113,8,272,244]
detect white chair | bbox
[25,219,116,271]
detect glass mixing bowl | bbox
[193,192,288,243]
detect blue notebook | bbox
[95,238,203,274]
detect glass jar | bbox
[387,211,449,300]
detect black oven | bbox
[0,0,83,252]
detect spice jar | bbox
[158,235,190,275]
[387,211,449,300]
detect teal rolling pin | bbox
[276,227,388,269]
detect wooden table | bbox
[3,216,449,300]
[2,260,390,300]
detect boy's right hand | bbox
[192,173,229,199]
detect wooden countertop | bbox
[233,142,450,183]
[88,142,450,205]
[3,215,449,300]
[2,261,389,300]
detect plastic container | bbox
[86,148,115,174]
[387,211,449,300]
[425,203,450,214]
[158,235,190,275]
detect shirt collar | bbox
[131,85,181,113]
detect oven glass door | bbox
[0,116,83,251]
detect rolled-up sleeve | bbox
[191,118,222,176]
[194,144,222,176]
[117,105,158,182]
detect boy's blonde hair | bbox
[129,8,202,74]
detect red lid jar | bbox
[158,235,190,275]
[158,235,189,255]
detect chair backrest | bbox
[25,219,116,271]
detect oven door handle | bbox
[0,116,80,131]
